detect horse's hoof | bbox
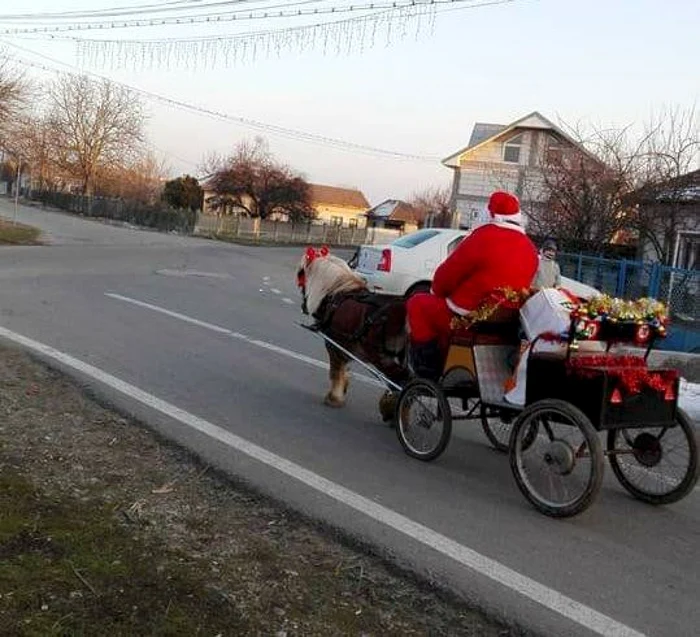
[378,391,398,422]
[324,394,345,408]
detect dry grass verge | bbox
[0,346,522,637]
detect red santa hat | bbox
[488,191,524,226]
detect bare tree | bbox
[204,137,314,221]
[409,185,453,228]
[47,74,146,196]
[631,105,699,264]
[0,55,34,194]
[525,119,653,250]
[0,55,30,135]
[94,151,169,204]
[3,112,59,192]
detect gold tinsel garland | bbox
[450,287,531,331]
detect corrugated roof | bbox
[308,184,369,209]
[467,123,506,149]
[634,169,700,204]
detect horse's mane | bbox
[303,253,367,316]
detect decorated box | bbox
[526,353,679,430]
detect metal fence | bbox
[193,214,403,247]
[28,190,196,234]
[559,252,700,352]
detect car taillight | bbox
[377,249,392,272]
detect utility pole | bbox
[13,156,20,225]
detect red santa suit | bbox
[406,191,538,375]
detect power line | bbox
[2,40,444,163]
[0,0,280,22]
[0,0,479,34]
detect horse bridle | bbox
[296,267,309,315]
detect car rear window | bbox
[392,229,440,248]
[447,236,465,254]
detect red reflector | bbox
[664,383,676,401]
[377,249,392,272]
[610,388,623,404]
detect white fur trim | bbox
[487,219,526,234]
[446,297,468,316]
[492,211,524,225]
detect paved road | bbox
[1,199,698,637]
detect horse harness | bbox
[311,289,405,354]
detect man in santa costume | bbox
[406,190,539,380]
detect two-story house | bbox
[442,111,596,229]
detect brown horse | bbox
[296,246,409,414]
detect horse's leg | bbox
[324,342,349,408]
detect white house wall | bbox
[450,129,574,228]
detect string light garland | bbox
[0,0,505,34]
[3,0,515,71]
[76,5,439,70]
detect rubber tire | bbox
[482,406,537,454]
[395,378,452,462]
[481,406,513,453]
[607,408,699,505]
[509,399,604,518]
[405,281,431,299]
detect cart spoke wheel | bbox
[607,408,698,505]
[509,399,603,518]
[480,406,536,453]
[395,379,452,462]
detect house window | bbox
[676,233,699,270]
[503,133,523,164]
[348,218,358,228]
[330,216,343,227]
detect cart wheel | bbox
[607,408,698,505]
[481,406,536,453]
[509,399,604,518]
[395,378,452,462]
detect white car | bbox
[350,228,600,299]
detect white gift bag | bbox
[519,288,576,351]
[504,289,576,405]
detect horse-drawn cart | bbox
[297,249,698,519]
[395,292,698,518]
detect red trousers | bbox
[406,292,454,350]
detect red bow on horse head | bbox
[304,245,330,264]
[297,245,330,289]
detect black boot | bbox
[409,340,444,381]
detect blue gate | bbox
[559,253,700,353]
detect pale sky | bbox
[2,0,698,205]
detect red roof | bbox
[308,184,369,210]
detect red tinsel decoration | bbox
[567,355,678,397]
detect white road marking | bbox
[0,322,647,637]
[104,293,383,388]
[270,288,282,295]
[282,298,295,305]
[156,269,232,280]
